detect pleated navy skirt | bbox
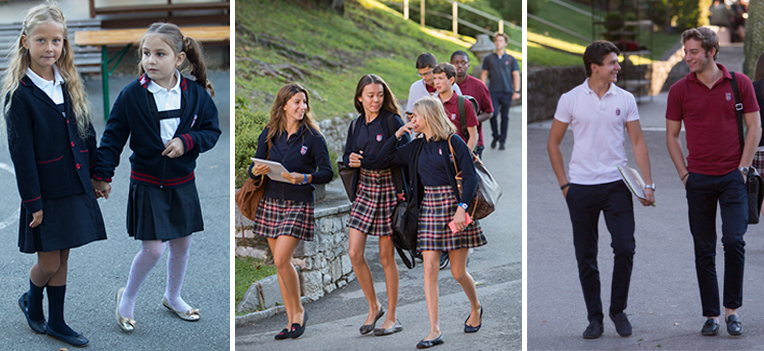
[127,182,203,241]
[18,192,107,253]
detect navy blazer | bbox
[6,77,97,213]
[341,110,410,200]
[247,124,333,203]
[379,134,478,210]
[95,74,220,188]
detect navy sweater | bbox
[94,74,220,188]
[247,125,333,203]
[6,77,97,213]
[378,134,478,210]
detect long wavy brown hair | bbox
[353,74,401,117]
[265,83,321,141]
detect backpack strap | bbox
[457,95,468,140]
[730,72,745,155]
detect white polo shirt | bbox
[26,65,64,104]
[147,70,182,145]
[405,79,462,115]
[554,79,639,185]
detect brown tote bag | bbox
[235,140,271,220]
[448,135,502,220]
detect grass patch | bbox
[527,42,581,67]
[235,256,278,311]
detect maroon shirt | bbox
[666,64,760,175]
[440,92,478,144]
[457,74,494,148]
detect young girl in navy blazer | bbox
[91,23,220,332]
[3,3,106,347]
[343,74,409,336]
[379,96,486,349]
[249,83,333,339]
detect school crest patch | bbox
[376,134,383,142]
[438,148,442,155]
[726,93,732,101]
[616,108,621,116]
[451,113,457,121]
[301,145,308,155]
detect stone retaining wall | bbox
[527,66,585,124]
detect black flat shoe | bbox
[373,319,403,336]
[46,324,88,348]
[582,321,603,339]
[274,328,290,340]
[464,306,483,333]
[701,318,719,336]
[491,139,498,149]
[609,312,632,337]
[359,307,385,335]
[18,292,46,334]
[416,334,444,349]
[289,310,308,339]
[726,314,743,336]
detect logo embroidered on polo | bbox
[726,93,732,101]
[376,134,383,142]
[616,108,621,116]
[451,114,457,121]
[439,148,442,155]
[301,145,308,155]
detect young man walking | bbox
[433,62,479,151]
[666,27,760,337]
[547,40,655,339]
[452,50,493,158]
[481,33,519,150]
[405,52,461,120]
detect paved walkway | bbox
[0,71,230,350]
[235,106,522,351]
[527,44,764,349]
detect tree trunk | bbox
[744,0,764,78]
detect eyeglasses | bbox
[417,70,433,77]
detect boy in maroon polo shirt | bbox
[432,63,479,151]
[666,27,761,337]
[451,50,494,159]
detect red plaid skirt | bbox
[348,168,398,236]
[252,196,315,241]
[753,149,764,174]
[417,185,486,252]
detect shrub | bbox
[235,97,269,188]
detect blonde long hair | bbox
[413,96,455,141]
[138,22,215,96]
[2,1,92,138]
[266,83,321,141]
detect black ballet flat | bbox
[464,306,483,333]
[416,334,444,349]
[359,307,385,335]
[289,310,308,339]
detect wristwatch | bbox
[644,184,656,191]
[458,202,469,210]
[739,166,749,175]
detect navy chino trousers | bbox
[685,170,747,317]
[566,181,635,324]
[489,91,512,144]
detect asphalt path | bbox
[0,70,230,350]
[235,106,522,351]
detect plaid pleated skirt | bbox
[348,168,397,237]
[252,195,315,241]
[418,185,486,252]
[753,149,764,173]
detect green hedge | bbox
[646,0,712,30]
[235,97,269,188]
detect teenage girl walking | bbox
[379,97,486,349]
[3,2,107,347]
[91,22,220,332]
[343,74,409,336]
[249,83,333,339]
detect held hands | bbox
[348,151,363,168]
[282,172,308,185]
[91,179,111,200]
[253,164,271,176]
[640,188,655,207]
[161,137,185,158]
[396,121,416,139]
[29,209,43,228]
[452,206,468,232]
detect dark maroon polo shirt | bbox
[440,92,479,144]
[666,64,760,175]
[457,74,494,148]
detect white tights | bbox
[118,235,193,318]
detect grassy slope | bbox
[528,0,680,66]
[236,0,522,120]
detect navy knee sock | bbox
[28,279,45,322]
[46,285,75,335]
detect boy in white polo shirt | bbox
[547,40,655,339]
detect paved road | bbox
[527,44,764,350]
[0,71,230,350]
[235,106,522,351]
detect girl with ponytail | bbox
[3,1,106,348]
[91,22,221,332]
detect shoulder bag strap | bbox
[731,72,745,155]
[448,135,459,175]
[457,95,468,140]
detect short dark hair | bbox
[583,40,620,77]
[432,62,456,79]
[681,27,719,60]
[416,52,438,69]
[450,50,470,61]
[494,32,509,43]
